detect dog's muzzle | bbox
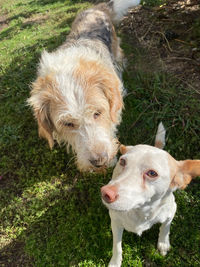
[89,152,108,168]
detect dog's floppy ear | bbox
[27,76,55,149]
[101,74,123,123]
[170,159,200,190]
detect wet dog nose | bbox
[89,152,108,168]
[101,185,118,203]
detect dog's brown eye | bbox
[94,111,101,119]
[146,170,158,178]
[64,122,74,128]
[120,158,126,167]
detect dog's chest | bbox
[110,195,176,236]
[120,209,160,236]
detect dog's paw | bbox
[108,262,121,267]
[157,241,170,256]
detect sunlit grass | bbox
[0,0,199,266]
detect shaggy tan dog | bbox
[28,0,140,171]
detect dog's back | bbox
[60,1,140,61]
[65,4,115,53]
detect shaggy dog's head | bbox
[28,51,123,171]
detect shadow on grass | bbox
[0,1,84,41]
[0,175,199,266]
[0,27,74,208]
[0,170,113,266]
[0,10,38,41]
[0,18,109,264]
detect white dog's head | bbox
[101,131,200,211]
[28,51,123,172]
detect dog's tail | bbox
[155,122,166,149]
[110,0,141,22]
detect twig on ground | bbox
[165,56,200,66]
[174,39,194,46]
[153,31,173,52]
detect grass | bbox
[0,0,199,266]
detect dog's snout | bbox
[89,152,108,167]
[101,185,118,203]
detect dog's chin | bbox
[102,198,146,212]
[77,161,108,173]
[76,155,116,172]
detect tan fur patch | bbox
[168,154,183,189]
[155,140,164,149]
[74,58,123,123]
[120,145,127,155]
[168,155,200,189]
[180,160,200,178]
[111,31,124,63]
[29,75,65,148]
[32,75,65,105]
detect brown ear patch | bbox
[37,112,54,149]
[119,145,134,155]
[170,172,192,190]
[120,145,127,155]
[28,75,63,149]
[169,155,200,190]
[155,140,164,149]
[180,160,200,178]
[74,58,123,123]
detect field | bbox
[0,0,199,266]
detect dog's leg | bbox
[158,199,176,256]
[109,220,124,267]
[157,219,173,256]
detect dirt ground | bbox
[121,0,200,91]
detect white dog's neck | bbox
[110,190,175,236]
[133,189,172,219]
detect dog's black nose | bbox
[89,152,108,168]
[90,159,101,167]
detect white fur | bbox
[112,0,141,21]
[102,145,177,266]
[39,44,114,77]
[155,122,166,149]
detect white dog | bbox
[27,0,140,172]
[101,123,200,266]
